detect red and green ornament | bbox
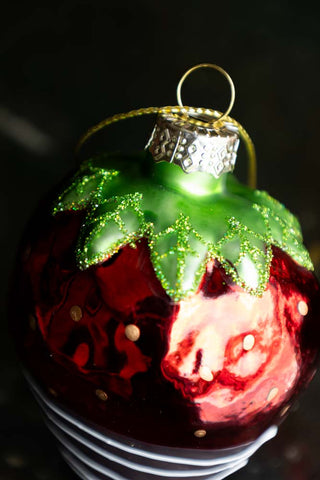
[12,64,320,480]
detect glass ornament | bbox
[11,64,320,480]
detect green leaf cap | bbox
[53,152,313,301]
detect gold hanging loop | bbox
[176,63,236,125]
[75,64,256,189]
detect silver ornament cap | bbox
[147,114,240,178]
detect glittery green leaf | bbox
[77,192,149,269]
[53,162,119,214]
[210,217,273,295]
[254,203,312,270]
[149,214,208,300]
[254,190,302,239]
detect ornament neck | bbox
[152,161,227,197]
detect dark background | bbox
[1,1,320,479]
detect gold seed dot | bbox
[297,300,308,316]
[194,429,207,438]
[70,305,82,322]
[243,334,255,351]
[267,387,279,402]
[125,324,140,342]
[280,405,290,417]
[199,366,213,382]
[28,314,36,331]
[95,389,108,401]
[48,388,57,397]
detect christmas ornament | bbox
[12,64,320,480]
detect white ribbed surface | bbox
[25,372,277,480]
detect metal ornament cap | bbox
[147,114,240,178]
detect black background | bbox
[1,1,320,479]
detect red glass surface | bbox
[12,210,320,449]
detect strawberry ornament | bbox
[12,64,320,480]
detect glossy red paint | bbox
[12,211,320,449]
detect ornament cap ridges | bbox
[147,114,240,178]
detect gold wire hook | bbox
[176,63,236,125]
[75,64,256,189]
